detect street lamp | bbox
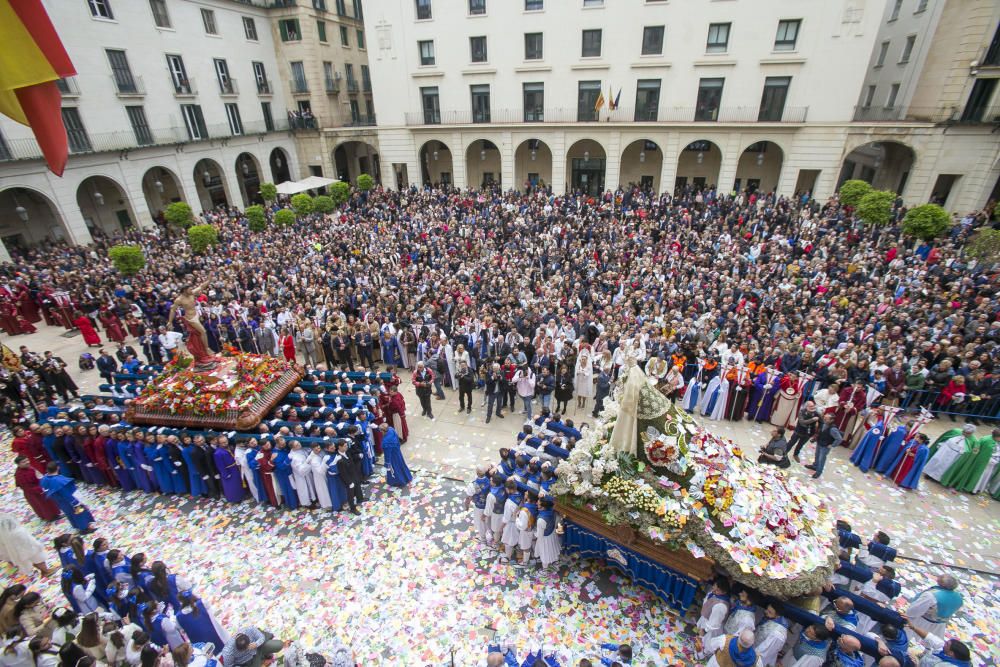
[639,150,646,163]
[696,151,704,164]
[756,152,764,166]
[93,191,105,206]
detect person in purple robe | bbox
[874,424,909,475]
[104,431,136,491]
[130,433,158,493]
[212,437,246,503]
[746,369,781,422]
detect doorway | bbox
[571,158,605,195]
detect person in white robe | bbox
[234,443,260,502]
[906,622,973,667]
[855,569,893,634]
[699,373,722,415]
[514,491,538,565]
[971,430,1000,493]
[306,444,332,509]
[923,425,976,481]
[906,574,963,639]
[574,348,595,408]
[704,630,761,667]
[724,589,758,635]
[710,370,731,421]
[0,513,53,576]
[288,441,318,505]
[696,580,731,649]
[464,466,491,542]
[498,481,521,562]
[784,620,835,667]
[445,342,458,389]
[533,497,561,569]
[754,605,789,667]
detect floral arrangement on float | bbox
[553,365,837,598]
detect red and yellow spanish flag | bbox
[0,0,76,176]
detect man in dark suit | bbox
[96,349,118,385]
[335,439,364,515]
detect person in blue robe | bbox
[887,436,931,490]
[176,591,228,652]
[874,424,909,475]
[152,440,177,494]
[245,444,267,506]
[84,538,112,606]
[272,441,299,509]
[380,331,400,367]
[40,463,96,533]
[180,439,206,497]
[105,434,135,491]
[129,436,156,493]
[850,420,884,472]
[380,425,413,487]
[350,424,374,478]
[43,427,73,477]
[65,433,96,484]
[322,442,348,511]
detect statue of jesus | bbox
[166,279,215,368]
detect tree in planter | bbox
[290,193,314,217]
[312,195,335,214]
[259,182,278,204]
[164,201,194,228]
[357,173,374,191]
[330,181,350,206]
[901,203,951,242]
[856,189,896,226]
[838,179,872,208]
[245,205,267,232]
[187,224,219,254]
[964,228,1000,264]
[273,209,296,227]
[108,244,146,276]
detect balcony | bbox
[172,76,197,97]
[362,79,372,92]
[256,79,273,95]
[0,119,292,163]
[343,114,376,127]
[346,78,359,93]
[403,105,811,125]
[851,105,963,123]
[113,74,145,98]
[288,113,319,130]
[325,76,340,94]
[56,77,80,98]
[218,78,239,96]
[291,79,309,94]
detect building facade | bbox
[364,0,1000,212]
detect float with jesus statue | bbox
[552,364,838,609]
[124,346,304,430]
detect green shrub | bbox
[273,209,296,227]
[187,224,219,254]
[838,179,872,208]
[331,181,350,206]
[108,244,146,276]
[290,193,314,217]
[164,201,194,228]
[901,204,951,241]
[856,189,896,226]
[313,195,335,214]
[259,182,278,203]
[245,205,267,232]
[357,173,374,191]
[965,228,1000,263]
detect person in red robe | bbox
[99,308,126,343]
[25,425,51,473]
[832,380,868,439]
[280,330,296,362]
[382,385,409,443]
[371,397,386,455]
[255,442,280,507]
[83,429,112,486]
[15,284,41,323]
[14,456,61,521]
[73,312,102,347]
[0,301,23,335]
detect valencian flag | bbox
[1,343,22,372]
[0,0,76,176]
[594,89,605,112]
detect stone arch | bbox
[332,140,380,184]
[734,140,785,194]
[269,147,292,184]
[619,139,663,191]
[838,140,916,195]
[76,175,139,239]
[141,167,185,223]
[236,152,264,206]
[418,139,453,187]
[193,158,231,211]
[675,139,723,193]
[565,139,607,195]
[465,138,502,189]
[514,138,553,192]
[0,186,73,248]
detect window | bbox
[418,40,435,65]
[961,78,997,121]
[469,0,486,14]
[886,83,900,108]
[349,99,360,123]
[525,0,542,8]
[106,49,138,94]
[88,0,113,19]
[471,84,490,122]
[313,0,326,9]
[345,63,356,89]
[863,85,876,108]
[577,80,601,121]
[416,0,432,20]
[166,55,191,94]
[201,9,217,34]
[243,17,258,41]
[336,0,346,14]
[361,65,371,91]
[279,19,300,41]
[317,21,327,42]
[353,0,363,20]
[634,79,660,121]
[290,61,307,93]
[323,61,336,90]
[583,0,603,5]
[61,107,91,152]
[225,104,244,135]
[900,35,915,63]
[758,76,790,121]
[214,59,235,95]
[889,0,902,20]
[357,30,365,49]
[523,82,544,121]
[695,78,724,121]
[581,29,602,57]
[126,106,153,145]
[181,104,207,140]
[340,26,350,46]
[707,23,730,53]
[253,62,269,94]
[365,99,374,120]
[470,36,487,63]
[985,23,1000,66]
[261,102,274,132]
[525,33,543,60]
[774,19,800,51]
[421,86,440,123]
[149,0,170,28]
[641,26,664,55]
[876,41,890,67]
[0,132,11,161]
[915,0,928,11]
